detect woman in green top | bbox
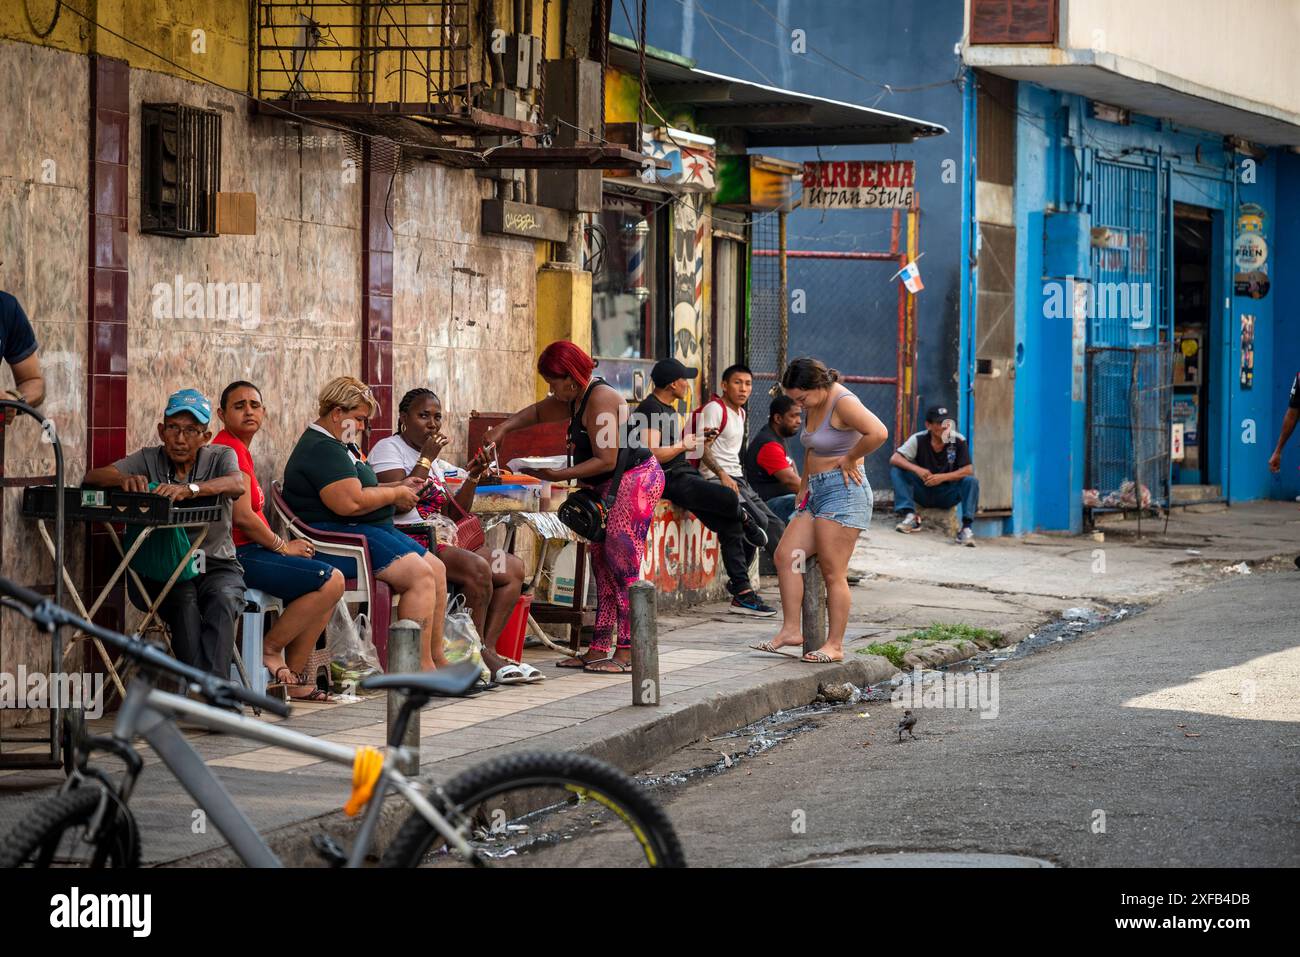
[282,376,449,670]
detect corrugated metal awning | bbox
[608,37,947,147]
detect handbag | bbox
[441,480,485,552]
[557,446,630,543]
[124,481,200,583]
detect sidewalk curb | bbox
[163,653,898,867]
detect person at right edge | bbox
[753,358,887,664]
[890,405,980,546]
[1267,369,1300,568]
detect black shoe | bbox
[741,514,768,549]
[729,590,777,617]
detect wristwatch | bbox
[187,482,200,498]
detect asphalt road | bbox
[596,570,1300,867]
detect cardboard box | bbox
[215,192,257,235]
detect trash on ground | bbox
[1222,562,1251,575]
[818,681,864,704]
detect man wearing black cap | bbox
[889,405,979,546]
[631,359,776,617]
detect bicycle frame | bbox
[106,676,476,866]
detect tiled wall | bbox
[0,40,89,726]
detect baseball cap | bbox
[924,405,952,424]
[164,388,212,425]
[651,358,698,388]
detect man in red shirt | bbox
[743,395,802,523]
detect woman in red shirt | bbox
[213,381,345,699]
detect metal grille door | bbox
[1085,155,1171,509]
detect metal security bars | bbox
[141,104,222,238]
[257,1,472,109]
[1086,345,1172,511]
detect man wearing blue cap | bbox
[85,388,247,676]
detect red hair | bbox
[537,340,595,385]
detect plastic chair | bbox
[268,482,394,668]
[233,588,284,695]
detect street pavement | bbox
[611,569,1300,868]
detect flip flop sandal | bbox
[493,663,530,685]
[801,650,843,663]
[749,641,800,659]
[583,658,633,674]
[556,656,596,669]
[266,665,296,685]
[289,686,335,702]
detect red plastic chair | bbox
[269,482,394,669]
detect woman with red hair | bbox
[484,341,664,673]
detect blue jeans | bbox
[891,466,979,522]
[766,493,797,524]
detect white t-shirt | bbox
[367,434,455,524]
[688,399,746,480]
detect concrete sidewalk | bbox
[2,500,1296,864]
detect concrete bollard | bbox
[801,556,828,656]
[386,618,422,775]
[629,580,659,706]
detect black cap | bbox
[925,405,952,423]
[651,358,698,388]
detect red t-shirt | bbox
[211,429,266,547]
[755,441,793,476]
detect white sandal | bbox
[493,663,530,685]
[516,662,545,684]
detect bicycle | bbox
[0,576,685,868]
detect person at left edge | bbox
[84,388,247,677]
[1,289,46,421]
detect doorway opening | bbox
[1171,203,1217,502]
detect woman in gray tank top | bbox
[750,358,888,663]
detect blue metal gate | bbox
[1085,154,1173,509]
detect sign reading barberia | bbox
[801,160,915,209]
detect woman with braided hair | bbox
[371,388,539,684]
[483,341,664,674]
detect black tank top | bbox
[568,377,650,485]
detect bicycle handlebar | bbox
[0,575,292,719]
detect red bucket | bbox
[494,593,532,661]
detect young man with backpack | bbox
[686,364,787,572]
[632,359,776,617]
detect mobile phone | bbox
[703,427,720,438]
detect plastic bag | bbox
[429,513,460,547]
[326,599,382,679]
[443,594,490,682]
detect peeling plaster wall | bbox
[390,165,538,466]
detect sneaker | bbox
[895,512,921,533]
[956,526,975,547]
[741,514,768,549]
[730,590,777,617]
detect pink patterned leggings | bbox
[587,456,665,653]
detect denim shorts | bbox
[236,544,339,604]
[796,467,874,530]
[311,521,427,577]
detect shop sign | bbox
[801,160,914,209]
[1234,203,1269,299]
[640,500,720,594]
[642,130,715,191]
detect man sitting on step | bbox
[890,405,979,547]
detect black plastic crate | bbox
[21,486,114,521]
[108,491,223,525]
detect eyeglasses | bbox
[162,424,204,438]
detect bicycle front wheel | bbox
[382,751,684,868]
[0,786,140,868]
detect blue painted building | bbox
[964,1,1300,533]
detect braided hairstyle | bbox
[397,387,439,434]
